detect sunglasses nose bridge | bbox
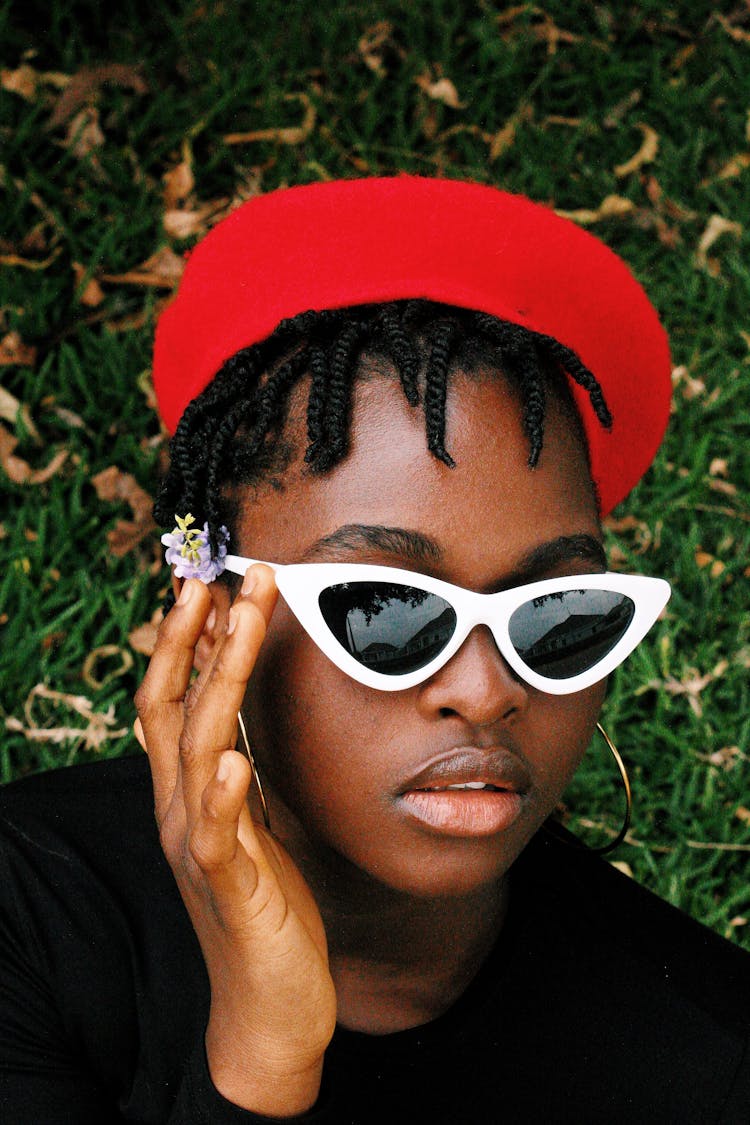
[458,588,514,669]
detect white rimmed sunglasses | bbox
[223,555,670,695]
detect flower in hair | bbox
[161,513,229,583]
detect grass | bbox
[1,0,748,948]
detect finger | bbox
[133,717,146,750]
[135,578,212,820]
[188,751,264,925]
[178,565,278,822]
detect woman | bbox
[1,177,748,1123]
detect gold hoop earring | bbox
[586,723,632,854]
[236,711,272,832]
[551,723,632,856]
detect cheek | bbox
[525,682,607,812]
[242,606,382,813]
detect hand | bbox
[134,567,337,1115]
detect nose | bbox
[416,625,528,725]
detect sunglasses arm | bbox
[224,555,281,579]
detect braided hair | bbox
[155,300,612,559]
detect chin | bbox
[354,829,532,902]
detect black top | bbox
[0,755,748,1124]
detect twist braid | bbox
[424,319,461,468]
[156,300,613,565]
[376,305,420,406]
[318,320,368,469]
[537,334,613,429]
[304,343,331,468]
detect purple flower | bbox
[161,514,229,583]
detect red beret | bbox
[153,175,671,515]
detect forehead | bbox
[236,369,600,583]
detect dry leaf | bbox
[224,93,316,146]
[0,386,21,425]
[358,21,395,76]
[696,214,742,270]
[91,464,156,556]
[671,364,706,399]
[609,861,634,879]
[603,89,642,129]
[661,663,726,719]
[72,261,105,307]
[614,123,659,177]
[671,44,696,71]
[0,423,68,484]
[0,246,63,270]
[0,384,40,441]
[488,103,533,162]
[707,152,750,184]
[555,194,634,225]
[48,63,147,129]
[490,119,517,161]
[100,246,185,289]
[128,609,164,656]
[1,63,69,102]
[709,478,738,497]
[163,142,195,208]
[495,6,586,55]
[0,331,37,367]
[709,458,729,477]
[64,106,105,157]
[415,72,464,109]
[543,114,583,127]
[52,404,87,429]
[162,199,229,240]
[735,807,750,825]
[708,745,741,769]
[82,645,134,690]
[1,64,39,100]
[716,14,750,44]
[4,684,127,752]
[163,209,205,239]
[694,549,714,569]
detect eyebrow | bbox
[300,524,606,581]
[502,533,607,589]
[301,524,441,564]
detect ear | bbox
[172,573,234,673]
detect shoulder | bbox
[0,753,169,949]
[0,753,160,887]
[508,827,750,1120]
[0,755,205,1111]
[520,825,750,1020]
[0,756,155,850]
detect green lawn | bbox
[1,0,748,947]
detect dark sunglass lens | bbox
[318,582,457,676]
[508,589,636,679]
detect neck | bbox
[270,797,510,1035]
[325,879,510,1034]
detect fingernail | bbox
[241,569,257,597]
[178,581,194,606]
[206,607,217,633]
[216,752,232,783]
[226,608,238,635]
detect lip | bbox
[396,746,530,838]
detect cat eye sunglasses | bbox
[223,556,670,695]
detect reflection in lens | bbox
[509,589,635,679]
[318,582,457,675]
